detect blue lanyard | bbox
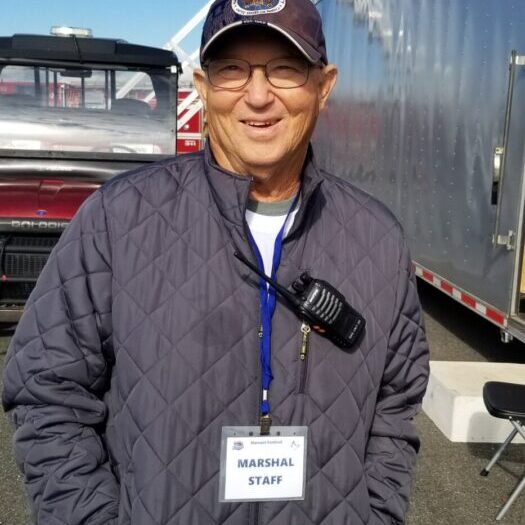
[247,194,300,417]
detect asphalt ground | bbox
[0,280,524,524]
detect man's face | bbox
[194,28,337,179]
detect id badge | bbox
[219,426,308,503]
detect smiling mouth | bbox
[241,119,281,129]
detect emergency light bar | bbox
[50,26,93,38]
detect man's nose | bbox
[244,67,274,107]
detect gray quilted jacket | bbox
[3,145,429,525]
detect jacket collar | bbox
[202,142,324,229]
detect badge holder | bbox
[219,426,308,503]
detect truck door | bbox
[492,51,525,326]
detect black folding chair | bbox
[481,381,525,521]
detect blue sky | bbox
[1,0,208,51]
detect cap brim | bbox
[200,21,323,65]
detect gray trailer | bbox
[313,0,525,343]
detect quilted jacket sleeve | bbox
[365,238,430,525]
[2,190,119,525]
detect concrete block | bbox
[422,361,525,443]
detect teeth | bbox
[246,121,274,127]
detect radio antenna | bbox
[234,251,300,307]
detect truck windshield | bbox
[0,64,176,157]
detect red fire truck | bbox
[177,89,204,154]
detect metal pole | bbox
[496,475,525,521]
[495,421,525,520]
[480,428,518,476]
[117,1,210,107]
[166,1,214,49]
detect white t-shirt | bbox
[245,195,299,277]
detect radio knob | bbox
[292,280,306,293]
[300,272,313,285]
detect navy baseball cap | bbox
[200,0,328,65]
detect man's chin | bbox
[236,155,285,175]
[236,144,287,167]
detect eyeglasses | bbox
[203,57,315,90]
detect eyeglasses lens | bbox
[207,58,309,89]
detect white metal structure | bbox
[164,1,213,133]
[118,1,212,136]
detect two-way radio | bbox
[234,251,365,350]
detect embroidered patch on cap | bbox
[232,0,286,16]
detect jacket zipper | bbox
[245,193,261,525]
[299,322,311,393]
[253,323,308,525]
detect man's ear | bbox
[318,65,338,111]
[193,68,208,109]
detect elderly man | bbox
[3,1,429,524]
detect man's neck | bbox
[210,143,306,203]
[249,174,300,203]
